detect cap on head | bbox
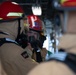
[27,15,43,32]
[0,1,24,22]
[60,0,76,7]
[53,0,76,11]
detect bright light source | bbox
[32,4,42,16]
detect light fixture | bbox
[32,4,42,16]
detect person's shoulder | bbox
[27,61,58,75]
[8,43,23,49]
[2,43,24,55]
[27,60,74,75]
